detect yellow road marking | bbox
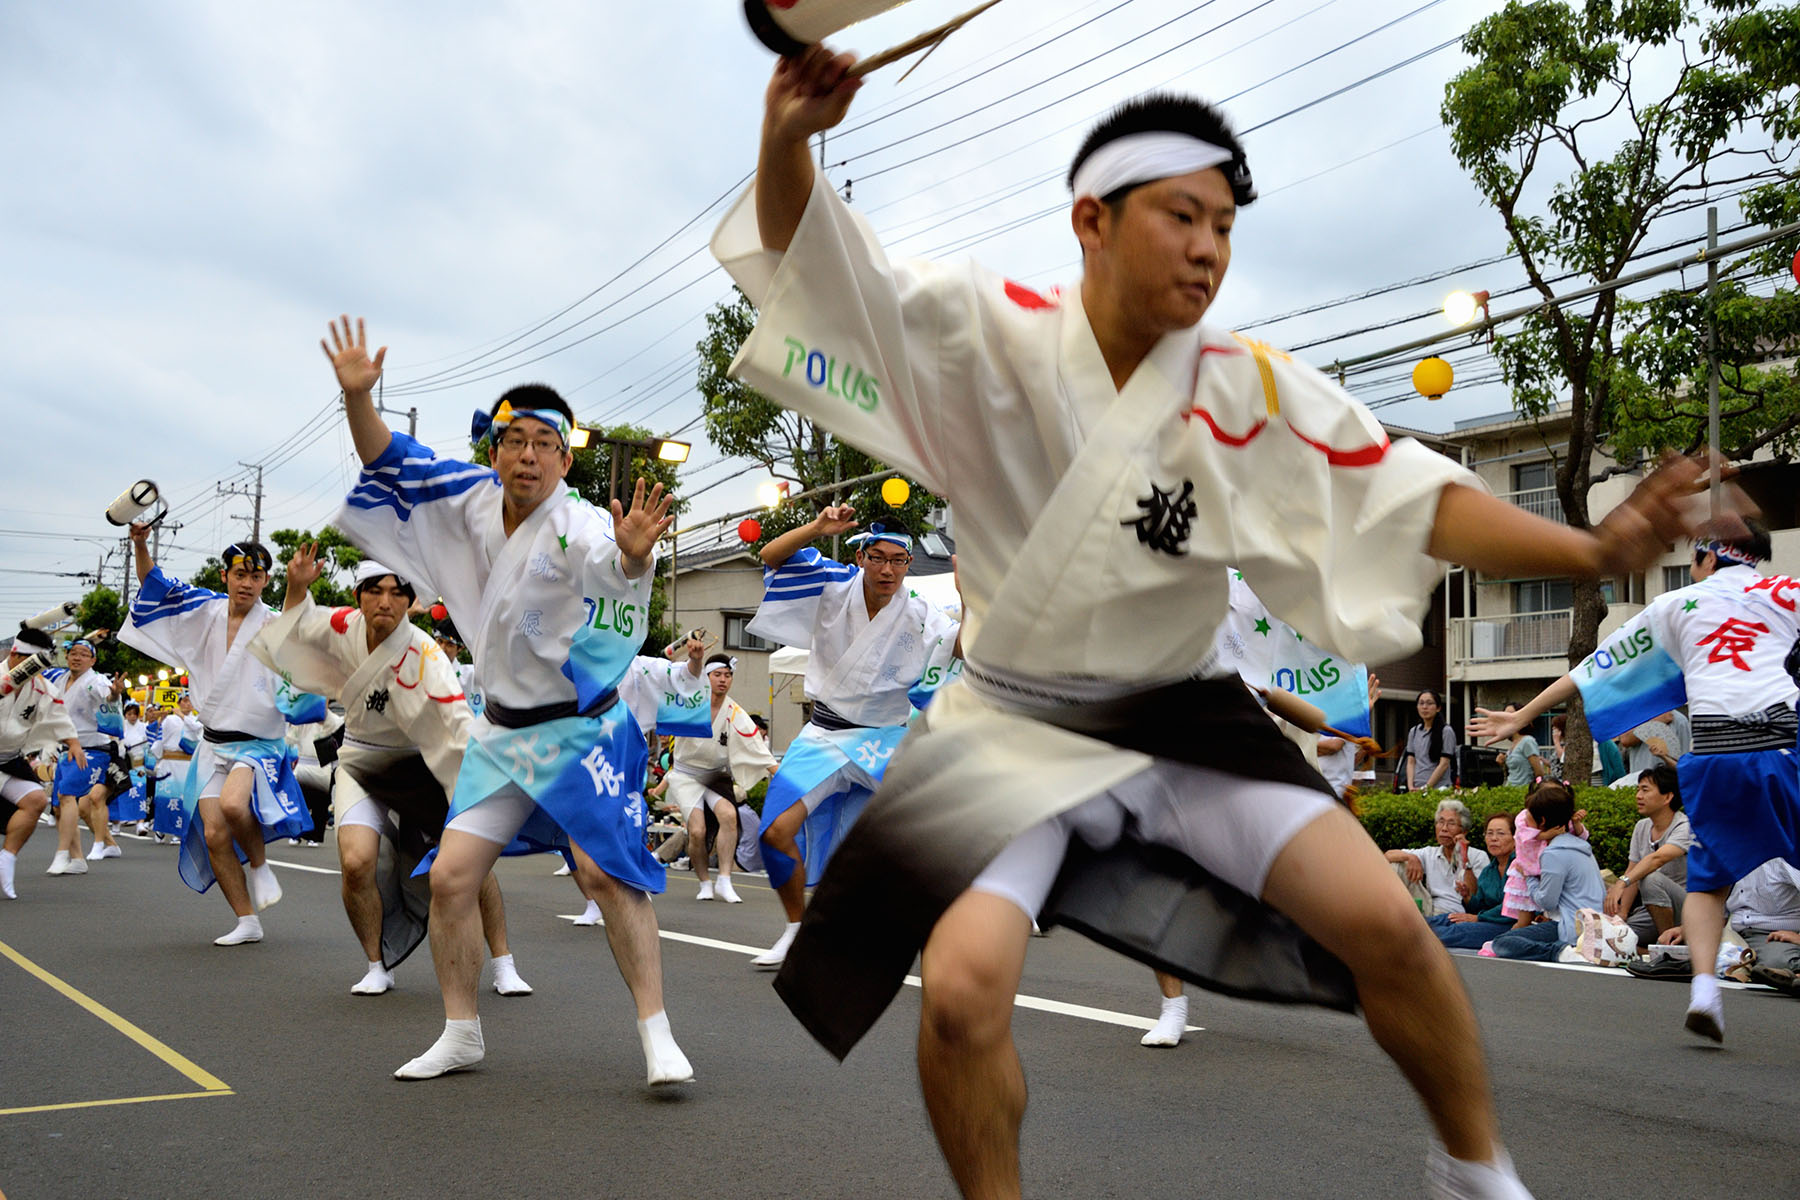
[0,938,231,1095]
[0,1090,234,1117]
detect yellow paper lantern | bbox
[1412,356,1454,400]
[880,477,911,507]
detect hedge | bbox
[1355,785,1640,875]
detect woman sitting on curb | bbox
[1491,783,1605,962]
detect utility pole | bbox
[219,462,265,543]
[1705,206,1721,519]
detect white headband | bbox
[10,637,47,658]
[353,560,409,591]
[1071,132,1234,201]
[706,657,739,675]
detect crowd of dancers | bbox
[4,49,1797,1200]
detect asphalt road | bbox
[1,831,1795,1200]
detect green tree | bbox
[1442,0,1799,780]
[267,526,363,608]
[696,288,944,548]
[73,585,164,682]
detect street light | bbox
[156,668,169,681]
[653,439,691,464]
[568,426,592,450]
[758,480,791,508]
[1442,289,1490,327]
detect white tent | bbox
[766,570,960,677]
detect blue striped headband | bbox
[847,523,912,553]
[1694,539,1760,567]
[69,638,96,655]
[470,400,572,449]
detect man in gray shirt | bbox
[1607,765,1694,944]
[1617,711,1687,777]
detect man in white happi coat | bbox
[714,56,1726,1199]
[744,507,959,967]
[323,317,693,1086]
[0,625,83,899]
[45,633,127,872]
[251,549,532,998]
[665,652,778,905]
[122,527,315,946]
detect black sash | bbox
[0,755,39,783]
[484,689,619,730]
[203,726,262,744]
[808,699,870,732]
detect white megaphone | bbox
[744,0,1005,77]
[104,479,168,528]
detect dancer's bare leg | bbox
[918,889,1033,1200]
[197,792,253,918]
[338,824,383,961]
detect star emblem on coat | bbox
[1253,618,1272,636]
[1682,599,1698,612]
[365,688,390,714]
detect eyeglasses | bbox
[496,432,566,455]
[863,553,911,568]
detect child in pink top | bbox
[1504,795,1589,925]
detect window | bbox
[1662,565,1691,596]
[1511,460,1555,492]
[1513,578,1572,613]
[723,613,774,652]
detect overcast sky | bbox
[0,0,1754,621]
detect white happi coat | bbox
[249,595,469,801]
[0,675,76,762]
[671,695,779,798]
[333,434,655,723]
[714,173,1472,794]
[748,551,960,729]
[618,655,707,738]
[57,669,115,749]
[121,568,287,742]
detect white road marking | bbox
[264,858,344,877]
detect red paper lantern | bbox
[1792,246,1799,287]
[430,603,448,621]
[737,518,763,543]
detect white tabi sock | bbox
[246,862,283,911]
[352,961,394,995]
[45,850,70,876]
[572,899,603,927]
[637,1011,694,1086]
[1685,973,1724,1042]
[213,915,263,946]
[394,1018,484,1080]
[750,921,802,969]
[1140,994,1188,1047]
[714,877,742,904]
[1426,1142,1533,1200]
[695,879,715,901]
[491,953,533,996]
[0,849,17,899]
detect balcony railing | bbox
[1449,609,1573,667]
[1499,485,1565,523]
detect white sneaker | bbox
[750,922,801,969]
[714,877,742,904]
[351,963,395,995]
[214,916,264,946]
[491,956,533,996]
[63,855,88,875]
[1684,1000,1724,1043]
[1426,1143,1533,1199]
[695,880,715,902]
[134,821,152,837]
[45,850,70,876]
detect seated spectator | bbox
[1491,783,1605,961]
[1428,811,1516,950]
[1595,734,1626,785]
[1608,765,1693,945]
[1384,799,1490,916]
[1635,859,1800,992]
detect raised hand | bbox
[1593,452,1749,574]
[321,315,387,398]
[286,542,323,598]
[129,520,152,546]
[765,45,861,146]
[1468,706,1527,746]
[613,478,675,575]
[813,504,860,538]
